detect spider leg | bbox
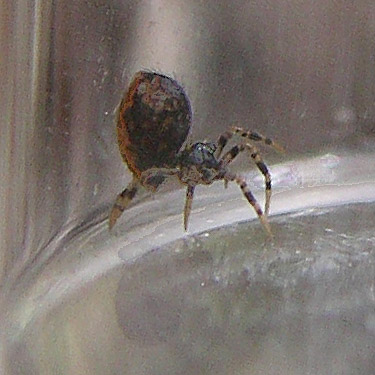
[246,144,272,217]
[219,144,244,167]
[140,167,180,191]
[216,126,284,157]
[232,126,284,153]
[219,144,272,216]
[219,144,244,188]
[184,185,195,231]
[109,168,180,230]
[225,172,272,237]
[109,179,140,229]
[141,168,196,231]
[215,129,235,158]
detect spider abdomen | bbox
[117,71,192,179]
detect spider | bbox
[109,71,283,236]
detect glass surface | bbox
[4,154,375,374]
[2,1,375,374]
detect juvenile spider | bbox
[109,71,283,236]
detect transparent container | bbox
[1,1,375,374]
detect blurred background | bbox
[1,0,375,374]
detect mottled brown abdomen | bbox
[117,71,192,178]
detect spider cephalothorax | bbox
[109,71,283,236]
[178,142,222,184]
